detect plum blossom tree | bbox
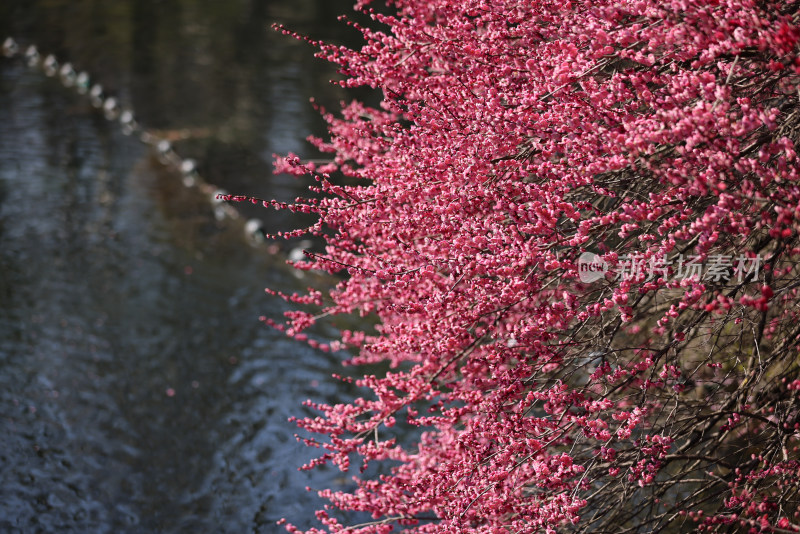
[228,0,800,531]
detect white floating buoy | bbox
[42,54,58,76]
[59,62,76,87]
[89,84,104,108]
[211,189,229,221]
[155,139,175,164]
[288,240,313,263]
[119,110,137,135]
[2,37,18,57]
[103,97,120,120]
[75,71,89,94]
[180,159,198,187]
[180,159,197,175]
[24,45,39,66]
[156,139,172,155]
[245,218,266,242]
[211,189,228,204]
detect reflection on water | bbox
[0,1,361,531]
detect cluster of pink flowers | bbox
[243,0,800,531]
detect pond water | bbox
[0,1,364,531]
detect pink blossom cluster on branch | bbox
[238,0,800,531]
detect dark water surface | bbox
[0,1,362,531]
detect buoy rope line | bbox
[1,36,274,243]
